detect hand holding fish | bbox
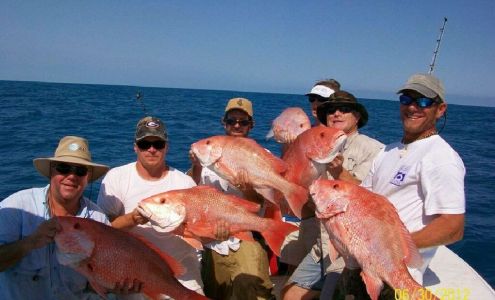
[327,153,344,178]
[131,207,150,225]
[213,219,231,241]
[26,218,61,250]
[108,278,144,295]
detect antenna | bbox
[135,91,148,115]
[428,17,448,74]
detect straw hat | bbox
[33,136,109,182]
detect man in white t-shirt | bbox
[97,116,204,299]
[354,74,465,297]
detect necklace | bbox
[400,130,438,158]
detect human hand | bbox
[189,149,201,166]
[131,207,150,225]
[232,170,252,192]
[26,218,61,250]
[109,278,143,295]
[327,154,344,178]
[214,219,231,241]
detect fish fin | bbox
[88,279,108,299]
[130,232,186,277]
[261,220,298,256]
[227,194,261,214]
[283,184,309,219]
[265,128,274,140]
[183,237,204,251]
[255,187,276,204]
[360,271,383,300]
[400,226,423,269]
[233,231,254,241]
[263,201,282,220]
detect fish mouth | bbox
[313,134,347,164]
[139,203,186,233]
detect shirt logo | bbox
[390,166,409,186]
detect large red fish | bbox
[138,185,298,256]
[283,126,346,189]
[310,179,439,300]
[190,135,308,218]
[266,107,311,144]
[54,216,208,300]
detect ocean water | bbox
[1,80,494,288]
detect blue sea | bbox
[1,80,494,288]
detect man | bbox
[360,74,465,287]
[190,98,274,300]
[97,116,204,298]
[282,91,384,300]
[0,136,111,299]
[278,79,343,272]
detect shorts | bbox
[285,252,325,290]
[279,217,319,266]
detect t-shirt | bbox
[97,162,203,294]
[361,135,465,282]
[0,185,109,300]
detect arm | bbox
[411,213,464,249]
[188,149,203,185]
[0,218,60,271]
[110,208,149,231]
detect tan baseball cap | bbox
[398,73,446,103]
[225,97,253,117]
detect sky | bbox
[1,1,494,107]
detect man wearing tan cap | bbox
[335,74,465,298]
[0,136,113,299]
[97,116,204,297]
[190,98,274,300]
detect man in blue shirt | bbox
[0,136,113,299]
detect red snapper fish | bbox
[190,135,308,218]
[283,126,346,189]
[138,185,298,256]
[266,107,311,143]
[54,216,208,300]
[310,179,439,300]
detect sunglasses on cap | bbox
[325,105,354,115]
[308,95,329,103]
[224,118,251,127]
[136,140,166,150]
[399,95,438,108]
[54,163,89,177]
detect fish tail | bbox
[261,220,298,257]
[283,183,309,219]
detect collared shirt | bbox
[0,185,109,300]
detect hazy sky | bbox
[1,1,494,106]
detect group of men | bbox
[0,72,465,300]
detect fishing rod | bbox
[428,17,447,74]
[135,91,148,115]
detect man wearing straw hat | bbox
[0,136,112,299]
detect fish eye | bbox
[74,223,80,229]
[333,184,339,189]
[160,199,165,204]
[320,132,325,138]
[299,123,304,128]
[206,140,210,145]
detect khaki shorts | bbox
[279,217,319,266]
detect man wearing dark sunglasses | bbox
[97,116,205,296]
[283,91,384,300]
[335,74,465,298]
[306,79,341,125]
[0,136,114,299]
[189,98,274,300]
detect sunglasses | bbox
[308,95,329,103]
[54,163,88,177]
[224,118,251,127]
[136,140,166,150]
[399,95,438,108]
[325,105,354,115]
